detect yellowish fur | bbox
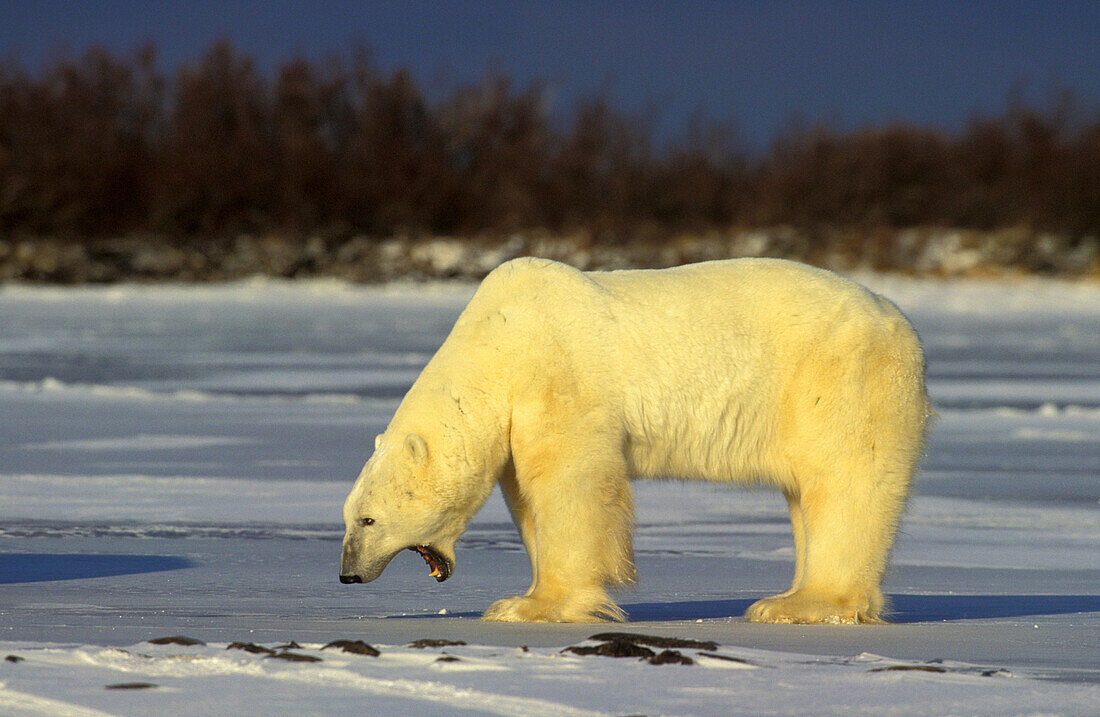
[340,257,930,624]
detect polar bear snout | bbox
[338,538,373,584]
[339,534,402,585]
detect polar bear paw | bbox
[744,588,885,625]
[482,593,624,623]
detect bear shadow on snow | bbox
[387,598,1100,624]
[886,594,1100,623]
[0,553,194,584]
[392,595,1100,623]
[621,595,1100,623]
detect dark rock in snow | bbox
[589,632,718,651]
[106,682,158,690]
[322,639,381,656]
[564,640,655,659]
[267,651,322,663]
[648,649,694,666]
[868,665,947,673]
[408,639,467,649]
[227,642,276,655]
[148,636,205,646]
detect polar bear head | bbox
[339,431,475,586]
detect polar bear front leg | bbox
[483,447,636,623]
[497,464,538,596]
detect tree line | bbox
[1,41,1098,259]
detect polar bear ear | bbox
[374,434,384,452]
[404,433,429,464]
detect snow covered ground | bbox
[1,274,1098,715]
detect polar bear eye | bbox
[359,517,375,527]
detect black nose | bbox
[340,574,363,584]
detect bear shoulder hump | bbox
[481,257,589,294]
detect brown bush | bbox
[1,41,1097,273]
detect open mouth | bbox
[408,545,451,582]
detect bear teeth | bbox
[410,546,448,581]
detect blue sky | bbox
[3,1,1098,148]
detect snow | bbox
[3,638,1098,717]
[1,274,1099,715]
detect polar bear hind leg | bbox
[745,463,901,624]
[771,491,806,600]
[747,414,921,624]
[747,326,927,624]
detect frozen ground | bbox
[1,274,1098,715]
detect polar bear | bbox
[340,257,930,624]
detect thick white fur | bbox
[340,257,930,624]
